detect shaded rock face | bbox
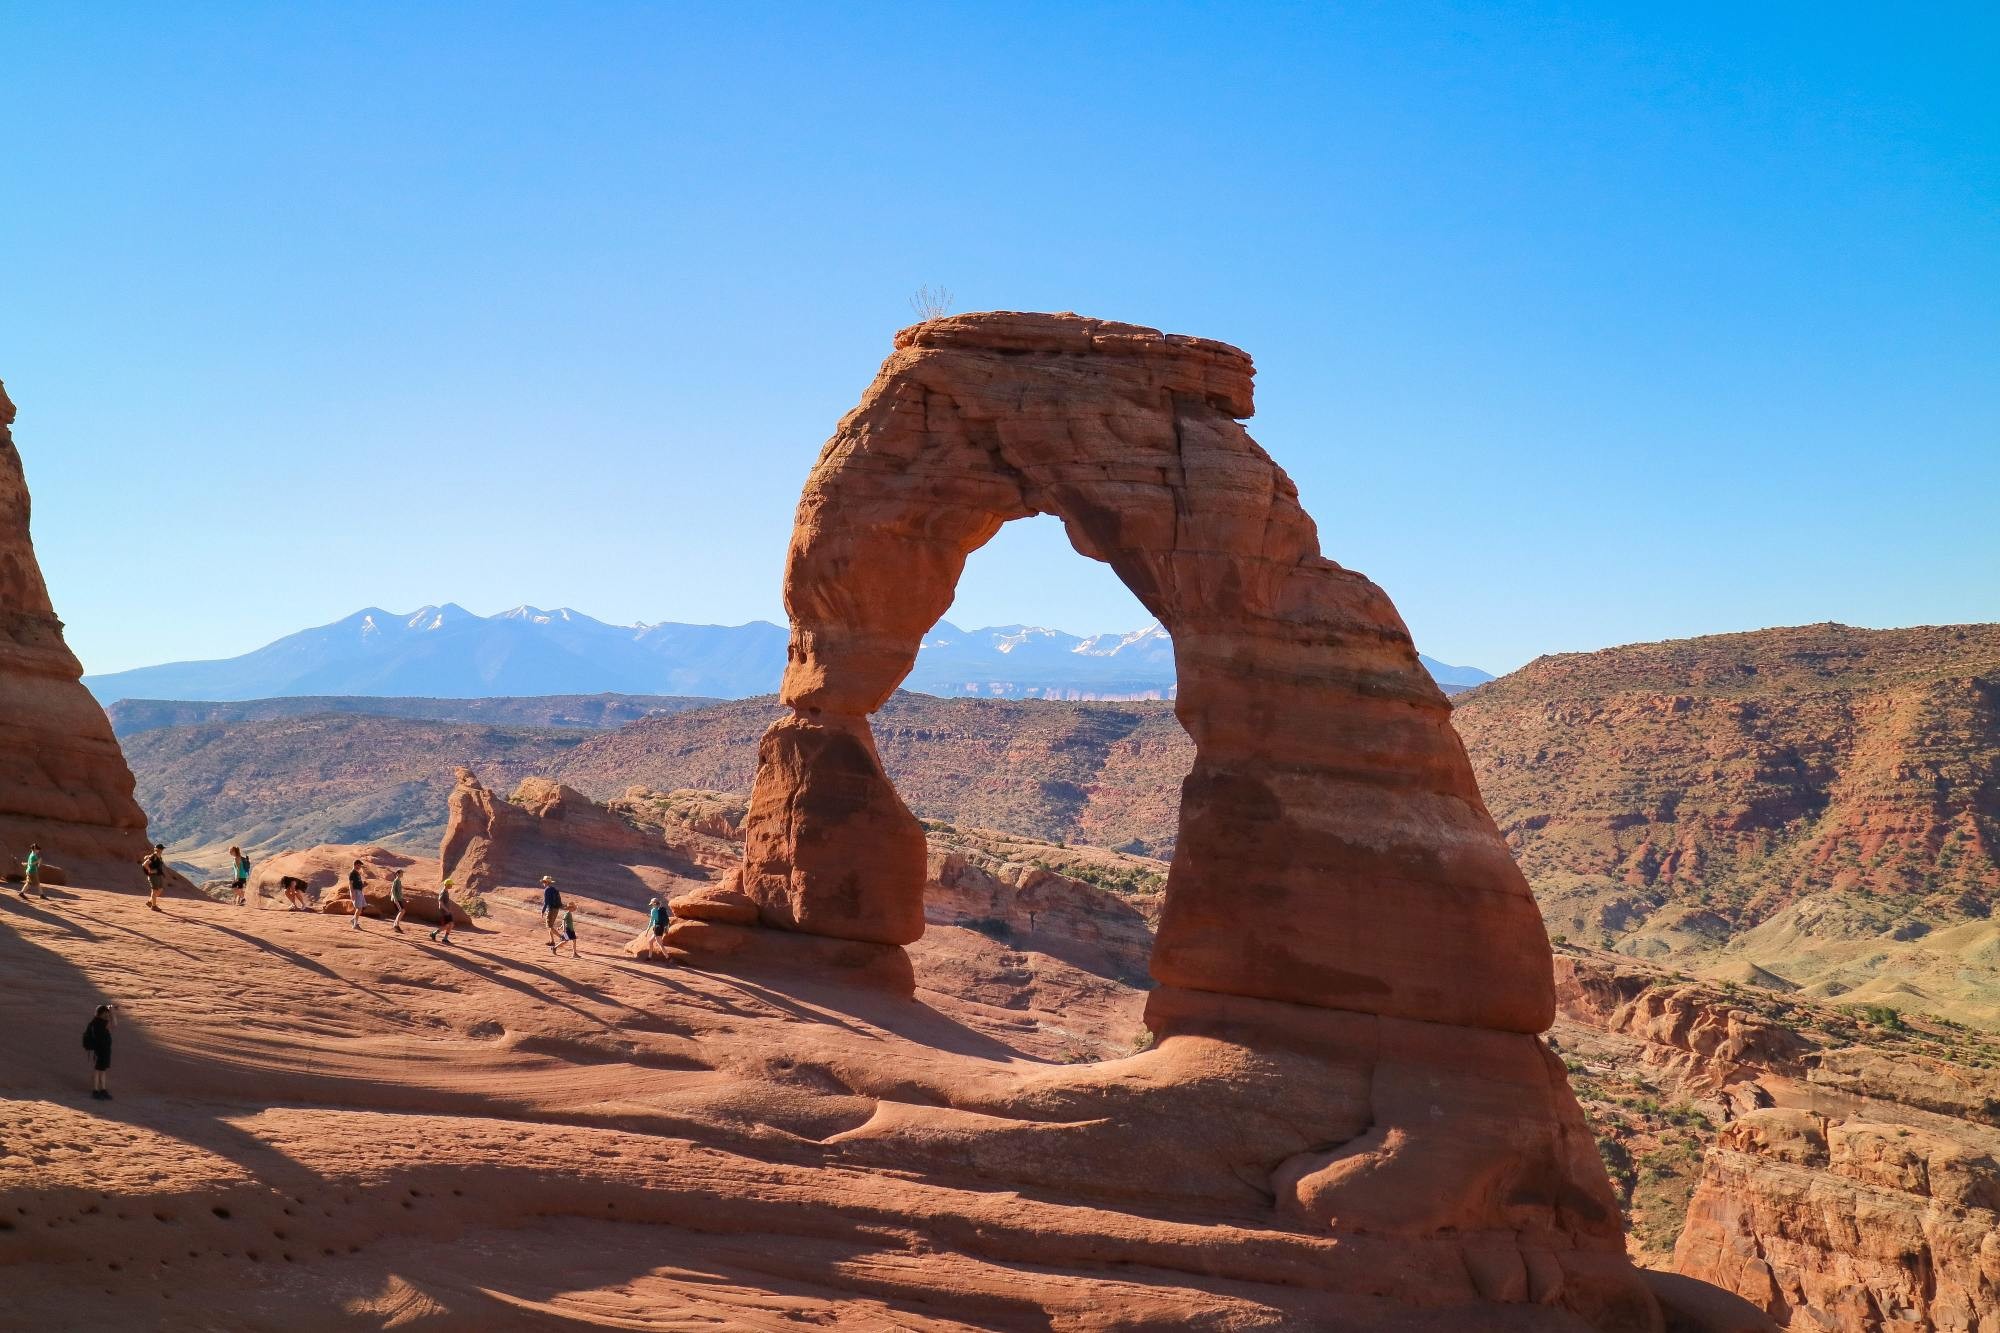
[683,313,1678,1331]
[730,311,1553,1032]
[0,381,154,885]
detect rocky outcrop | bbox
[673,313,1672,1330]
[1555,954,1812,1092]
[1676,1108,2000,1330]
[0,380,157,886]
[255,844,469,925]
[438,768,716,910]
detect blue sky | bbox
[3,3,1994,676]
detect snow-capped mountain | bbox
[82,606,1490,703]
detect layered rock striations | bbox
[672,313,1695,1330]
[1454,624,2000,928]
[0,381,155,884]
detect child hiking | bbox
[561,905,578,957]
[388,869,407,933]
[21,842,46,899]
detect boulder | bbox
[438,768,714,911]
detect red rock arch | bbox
[707,312,1554,1034]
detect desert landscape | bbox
[6,10,1991,1330]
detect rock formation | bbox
[254,844,470,926]
[438,768,722,909]
[1452,623,2000,1002]
[671,313,1689,1329]
[1677,1109,2000,1330]
[0,380,156,885]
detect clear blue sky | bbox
[3,4,1994,676]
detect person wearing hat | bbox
[430,879,457,945]
[540,876,564,951]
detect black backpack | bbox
[81,1023,96,1051]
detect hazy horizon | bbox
[7,7,1994,678]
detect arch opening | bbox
[689,312,1557,1036]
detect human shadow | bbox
[0,891,99,941]
[184,916,355,984]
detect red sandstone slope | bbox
[1453,624,2000,975]
[6,875,1627,1331]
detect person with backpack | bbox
[430,880,456,945]
[560,904,579,957]
[388,868,407,933]
[643,896,670,962]
[140,844,167,911]
[229,845,251,906]
[82,1004,115,1100]
[346,860,367,930]
[540,876,563,951]
[21,842,46,899]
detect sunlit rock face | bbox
[0,380,155,886]
[662,313,1724,1331]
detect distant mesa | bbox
[82,603,1489,704]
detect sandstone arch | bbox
[696,311,1554,1033]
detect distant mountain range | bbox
[83,604,1492,703]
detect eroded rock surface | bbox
[438,768,718,909]
[674,313,1679,1330]
[0,380,155,885]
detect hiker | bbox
[278,876,312,911]
[82,1004,114,1100]
[388,869,407,933]
[228,845,250,906]
[21,842,46,899]
[346,860,367,930]
[140,844,167,911]
[560,904,578,958]
[644,896,669,962]
[430,880,456,945]
[540,876,563,951]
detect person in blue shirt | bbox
[643,896,670,963]
[229,845,250,906]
